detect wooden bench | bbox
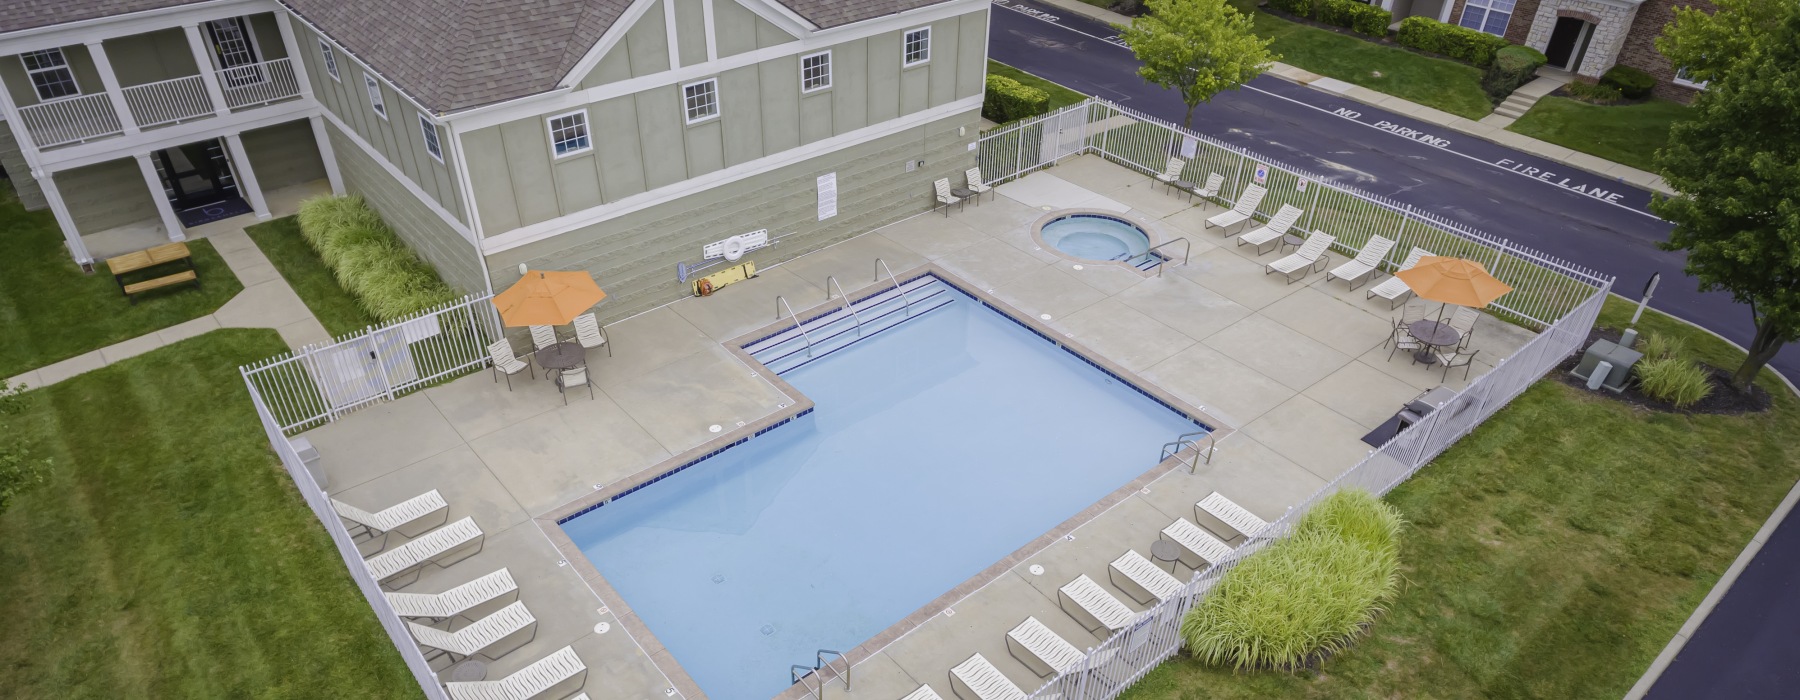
[106,242,199,303]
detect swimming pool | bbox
[559,275,1204,700]
[1037,212,1153,264]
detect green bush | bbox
[1482,45,1548,101]
[983,74,1050,124]
[1636,356,1714,408]
[1638,331,1686,362]
[294,196,458,322]
[1270,0,1392,38]
[1182,489,1403,670]
[1565,80,1625,104]
[1600,65,1656,99]
[1396,16,1511,67]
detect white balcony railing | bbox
[17,93,124,148]
[123,74,216,128]
[219,57,301,110]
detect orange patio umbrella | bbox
[491,269,606,327]
[1395,256,1513,309]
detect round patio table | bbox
[951,186,976,200]
[1172,180,1195,201]
[1407,320,1461,365]
[535,341,587,372]
[1150,539,1181,573]
[448,659,487,682]
[1281,232,1305,252]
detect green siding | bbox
[865,32,902,123]
[240,119,326,191]
[0,123,47,210]
[582,46,634,89]
[61,158,156,234]
[595,96,648,199]
[328,121,486,295]
[758,57,801,154]
[1,44,103,108]
[637,87,689,189]
[627,1,673,77]
[105,29,200,88]
[757,14,796,48]
[673,0,709,67]
[926,18,960,107]
[713,0,760,58]
[830,42,869,136]
[500,118,561,226]
[956,12,989,98]
[799,91,832,145]
[684,118,725,177]
[247,13,288,60]
[719,65,763,166]
[462,127,520,233]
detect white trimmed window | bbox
[1456,0,1514,37]
[318,39,340,82]
[548,110,591,157]
[1673,66,1708,89]
[903,27,931,67]
[683,78,720,124]
[419,114,444,163]
[364,74,388,119]
[20,48,80,101]
[801,51,832,92]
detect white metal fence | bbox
[18,92,123,147]
[242,294,503,435]
[979,100,1612,329]
[124,74,216,127]
[220,58,302,109]
[242,379,453,700]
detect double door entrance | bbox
[1544,17,1596,71]
[151,138,253,227]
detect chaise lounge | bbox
[365,517,486,590]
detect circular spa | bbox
[1037,212,1153,264]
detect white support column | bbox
[85,41,139,135]
[36,171,95,266]
[183,23,230,115]
[224,132,271,219]
[274,11,314,100]
[310,115,345,195]
[133,153,187,241]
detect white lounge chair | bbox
[965,167,993,203]
[901,685,945,700]
[1108,550,1185,604]
[1058,574,1137,635]
[1192,172,1224,201]
[331,489,449,551]
[1162,517,1234,571]
[1327,235,1396,290]
[1204,184,1266,236]
[386,568,519,625]
[1367,247,1433,309]
[529,325,558,351]
[573,312,610,356]
[1265,231,1335,284]
[949,653,1027,700]
[446,645,587,700]
[1155,157,1187,194]
[408,600,538,665]
[366,517,486,590]
[1197,492,1273,540]
[934,178,962,216]
[1234,204,1304,254]
[1006,616,1083,677]
[488,339,532,390]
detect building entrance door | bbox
[153,139,253,226]
[1544,17,1595,71]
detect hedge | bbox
[1269,0,1392,38]
[1600,65,1656,99]
[1396,16,1511,68]
[295,195,459,322]
[1482,45,1548,101]
[983,74,1050,124]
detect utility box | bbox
[290,435,327,490]
[1572,339,1642,393]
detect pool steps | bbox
[746,276,957,374]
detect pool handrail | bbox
[775,295,815,357]
[1160,430,1215,473]
[874,258,912,316]
[1146,238,1191,277]
[824,276,864,337]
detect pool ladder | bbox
[792,649,851,700]
[775,295,815,357]
[1161,430,1216,473]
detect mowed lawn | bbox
[246,216,376,337]
[0,329,421,699]
[1123,298,1800,699]
[1508,97,1692,172]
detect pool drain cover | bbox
[1029,564,1044,576]
[712,574,725,583]
[761,624,775,636]
[595,622,611,634]
[709,424,722,433]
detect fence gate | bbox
[1042,106,1088,163]
[309,328,419,410]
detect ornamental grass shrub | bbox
[1639,331,1686,362]
[1181,489,1403,670]
[295,195,458,322]
[1636,356,1714,408]
[1396,16,1511,67]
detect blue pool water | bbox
[1039,213,1152,262]
[560,283,1201,700]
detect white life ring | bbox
[722,235,746,261]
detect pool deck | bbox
[300,154,1535,699]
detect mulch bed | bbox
[1549,326,1772,415]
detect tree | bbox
[1656,0,1784,85]
[1651,0,1800,390]
[1121,0,1276,128]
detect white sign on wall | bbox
[1179,136,1198,159]
[817,172,838,221]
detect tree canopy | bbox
[1122,0,1276,128]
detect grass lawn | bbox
[0,185,243,379]
[1508,97,1692,172]
[1123,297,1800,699]
[246,216,375,337]
[0,328,421,699]
[988,60,1091,113]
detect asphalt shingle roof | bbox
[0,0,211,33]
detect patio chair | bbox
[1265,231,1336,284]
[934,178,962,216]
[445,645,587,700]
[1108,550,1185,604]
[1435,346,1481,381]
[1190,172,1224,201]
[1204,184,1266,236]
[1367,247,1434,309]
[1197,492,1274,540]
[556,365,593,405]
[1057,574,1137,636]
[1327,235,1397,290]
[1447,305,1481,338]
[385,568,519,625]
[902,685,945,700]
[1235,204,1304,254]
[949,653,1027,700]
[965,167,993,203]
[1006,616,1083,677]
[1155,157,1187,194]
[1161,517,1233,570]
[1386,317,1426,362]
[573,312,611,356]
[407,600,538,665]
[332,489,450,552]
[529,325,558,351]
[365,517,486,590]
[487,340,532,390]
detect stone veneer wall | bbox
[1616,0,1713,102]
[1524,0,1642,78]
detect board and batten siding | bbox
[240,119,327,191]
[465,10,988,237]
[291,23,465,225]
[0,13,288,108]
[0,120,47,210]
[60,157,158,234]
[486,109,980,323]
[325,121,486,296]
